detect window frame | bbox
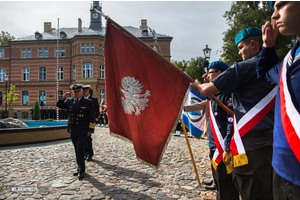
[82,63,93,78]
[23,67,29,81]
[100,65,105,79]
[58,67,63,80]
[22,91,29,105]
[39,67,46,81]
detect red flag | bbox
[105,18,190,168]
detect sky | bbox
[0,1,233,62]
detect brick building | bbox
[0,1,173,119]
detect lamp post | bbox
[202,44,212,71]
[4,74,8,118]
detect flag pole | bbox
[181,119,201,185]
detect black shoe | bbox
[203,180,213,185]
[205,184,216,190]
[78,172,85,180]
[86,156,93,161]
[73,171,79,176]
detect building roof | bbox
[12,26,172,42]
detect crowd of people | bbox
[54,1,300,199]
[188,2,300,200]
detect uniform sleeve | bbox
[223,97,234,151]
[257,46,281,85]
[212,67,239,97]
[88,101,96,133]
[56,99,68,109]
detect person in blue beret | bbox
[191,26,276,200]
[257,1,300,199]
[184,61,238,200]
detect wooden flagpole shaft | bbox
[181,119,201,185]
[211,96,234,117]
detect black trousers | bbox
[273,170,300,200]
[71,134,87,173]
[232,146,273,200]
[85,135,94,158]
[210,150,240,200]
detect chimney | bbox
[140,19,147,30]
[78,18,82,31]
[44,22,52,32]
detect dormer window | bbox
[142,29,148,36]
[35,31,43,39]
[60,31,67,38]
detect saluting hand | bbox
[62,91,72,100]
[262,20,278,48]
[87,132,92,136]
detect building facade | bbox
[0,1,173,119]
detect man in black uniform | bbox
[83,85,100,161]
[191,27,276,200]
[185,61,239,200]
[56,83,96,180]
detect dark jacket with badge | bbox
[57,97,96,136]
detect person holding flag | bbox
[256,2,300,199]
[184,61,239,200]
[191,27,276,200]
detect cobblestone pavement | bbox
[0,127,217,200]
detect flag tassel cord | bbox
[181,119,201,185]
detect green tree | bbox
[33,99,41,120]
[3,85,19,117]
[173,57,206,83]
[221,1,296,66]
[0,31,15,45]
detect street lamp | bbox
[202,44,212,71]
[4,74,8,118]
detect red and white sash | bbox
[209,101,225,170]
[280,55,300,162]
[230,86,277,167]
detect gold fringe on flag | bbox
[233,153,248,167]
[224,151,233,174]
[211,158,219,171]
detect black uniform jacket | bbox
[57,97,96,136]
[88,96,100,120]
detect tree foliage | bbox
[173,57,206,83]
[221,1,296,66]
[33,99,41,120]
[3,85,19,117]
[0,31,15,45]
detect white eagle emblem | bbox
[120,76,150,116]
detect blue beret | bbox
[269,1,275,11]
[235,27,262,45]
[208,61,229,72]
